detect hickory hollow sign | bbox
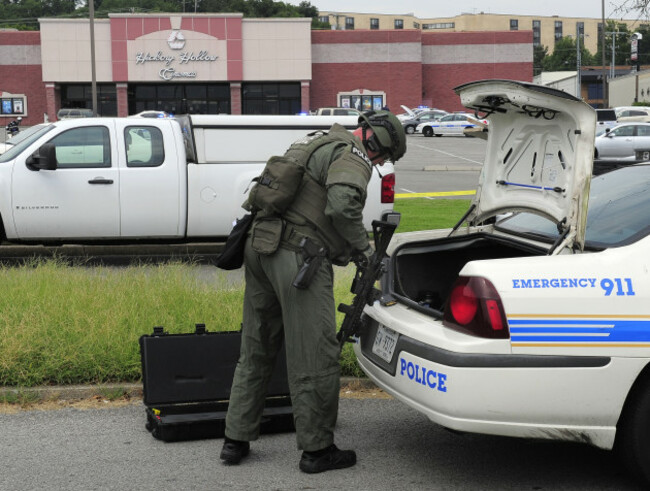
[133,29,220,81]
[135,50,219,81]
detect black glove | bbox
[352,245,374,268]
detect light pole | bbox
[608,31,625,79]
[89,0,97,116]
[576,24,582,98]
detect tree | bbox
[593,20,632,68]
[0,0,324,27]
[541,37,595,72]
[0,0,77,30]
[533,44,548,76]
[614,0,650,17]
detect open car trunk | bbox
[389,233,547,316]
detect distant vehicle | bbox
[595,108,618,136]
[417,112,488,137]
[399,106,448,134]
[616,106,650,123]
[594,122,650,160]
[57,108,94,120]
[396,105,431,121]
[311,107,360,116]
[130,110,174,119]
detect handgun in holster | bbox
[292,237,327,289]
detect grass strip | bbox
[0,198,471,386]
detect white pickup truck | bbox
[0,115,395,243]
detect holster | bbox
[292,237,327,289]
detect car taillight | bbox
[443,276,509,339]
[381,173,395,203]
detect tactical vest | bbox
[245,124,372,261]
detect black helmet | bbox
[357,110,407,162]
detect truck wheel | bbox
[423,127,433,137]
[405,125,415,135]
[615,371,650,486]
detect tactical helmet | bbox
[357,110,407,162]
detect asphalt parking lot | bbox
[395,134,485,196]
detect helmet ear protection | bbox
[359,110,403,161]
[359,110,384,156]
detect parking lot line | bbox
[396,190,476,198]
[409,142,485,165]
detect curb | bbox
[0,377,377,403]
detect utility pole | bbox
[609,31,624,79]
[89,0,97,116]
[601,0,607,108]
[576,23,582,99]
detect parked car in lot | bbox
[595,108,619,136]
[354,79,650,487]
[56,108,94,120]
[311,107,360,116]
[594,122,650,160]
[615,106,650,123]
[416,112,487,137]
[400,109,448,135]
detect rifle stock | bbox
[336,212,400,349]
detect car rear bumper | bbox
[354,319,631,450]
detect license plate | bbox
[372,324,399,363]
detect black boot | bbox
[299,444,356,473]
[220,437,250,464]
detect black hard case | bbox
[139,325,294,442]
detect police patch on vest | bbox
[352,147,373,168]
[293,134,321,146]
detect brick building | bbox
[0,14,533,126]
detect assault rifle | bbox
[336,212,401,349]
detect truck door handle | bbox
[88,178,114,185]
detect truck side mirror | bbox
[26,143,58,171]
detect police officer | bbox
[221,110,406,473]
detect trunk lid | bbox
[454,80,596,251]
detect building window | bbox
[318,16,329,24]
[510,19,518,31]
[394,19,404,29]
[588,83,604,100]
[242,82,301,115]
[345,17,354,30]
[370,18,379,30]
[128,83,230,115]
[422,22,455,30]
[532,20,541,46]
[60,84,117,117]
[598,23,603,44]
[554,20,563,42]
[413,22,420,29]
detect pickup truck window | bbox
[125,126,164,167]
[49,126,110,168]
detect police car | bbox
[416,112,488,137]
[355,79,650,486]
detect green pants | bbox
[225,237,341,451]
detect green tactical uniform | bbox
[225,124,373,451]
